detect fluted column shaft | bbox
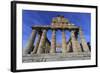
[71,31,82,52]
[31,31,42,54]
[37,29,47,54]
[25,30,36,54]
[45,41,50,53]
[79,29,90,52]
[67,42,71,52]
[50,30,56,53]
[62,30,67,53]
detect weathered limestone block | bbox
[24,30,37,54]
[79,29,90,52]
[50,30,56,53]
[37,29,47,54]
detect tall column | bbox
[50,29,56,53]
[67,41,71,52]
[71,30,82,52]
[62,30,67,53]
[79,29,90,52]
[37,29,47,54]
[31,31,42,54]
[24,29,37,54]
[45,41,50,53]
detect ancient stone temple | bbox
[23,15,90,62]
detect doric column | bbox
[31,31,42,54]
[62,30,67,53]
[37,29,47,54]
[71,30,82,52]
[67,41,71,52]
[50,29,56,53]
[45,41,50,53]
[79,29,90,52]
[24,29,37,54]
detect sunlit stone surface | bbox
[23,15,90,62]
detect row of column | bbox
[24,29,90,55]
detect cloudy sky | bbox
[22,10,91,49]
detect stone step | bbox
[22,52,90,63]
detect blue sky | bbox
[22,10,91,49]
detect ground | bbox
[22,52,90,63]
